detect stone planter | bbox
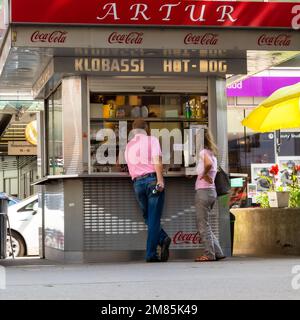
[230,207,300,256]
[268,191,290,208]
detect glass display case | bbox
[47,86,64,175]
[89,93,208,175]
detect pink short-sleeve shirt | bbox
[195,149,217,190]
[125,133,162,180]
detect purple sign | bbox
[227,77,300,97]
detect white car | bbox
[6,195,40,257]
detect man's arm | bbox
[151,136,164,190]
[153,155,164,190]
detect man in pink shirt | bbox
[125,119,171,262]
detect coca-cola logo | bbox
[173,231,201,245]
[108,32,144,45]
[257,34,291,47]
[31,31,68,43]
[184,33,219,45]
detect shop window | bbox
[279,131,300,157]
[89,93,208,174]
[228,108,275,177]
[46,86,63,175]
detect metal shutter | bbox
[83,177,219,251]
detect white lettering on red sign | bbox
[159,2,181,21]
[130,3,151,21]
[184,33,219,45]
[292,5,300,30]
[257,34,291,47]
[11,0,300,29]
[31,31,68,43]
[185,4,206,22]
[96,2,238,24]
[216,5,237,22]
[97,3,120,20]
[108,32,144,44]
[173,231,201,245]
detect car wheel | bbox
[6,231,26,257]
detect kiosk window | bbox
[46,86,63,175]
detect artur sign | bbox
[11,0,300,29]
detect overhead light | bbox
[143,86,155,93]
[145,50,158,56]
[16,67,32,73]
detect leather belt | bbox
[133,173,156,182]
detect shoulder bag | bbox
[214,166,231,197]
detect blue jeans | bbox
[133,175,168,260]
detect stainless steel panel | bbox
[62,77,85,175]
[44,181,65,250]
[208,77,231,256]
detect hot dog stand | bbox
[0,0,300,261]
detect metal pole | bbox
[275,129,281,163]
[6,214,14,259]
[41,188,45,259]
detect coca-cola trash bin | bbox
[0,193,8,259]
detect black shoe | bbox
[161,236,171,262]
[146,257,161,263]
[216,255,226,261]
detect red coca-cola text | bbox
[173,231,201,245]
[184,33,219,45]
[108,32,144,44]
[257,34,291,46]
[31,31,68,43]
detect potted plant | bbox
[257,164,300,209]
[266,164,290,208]
[288,165,300,208]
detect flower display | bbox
[269,164,279,176]
[265,164,279,191]
[257,163,300,208]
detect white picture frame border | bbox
[251,163,275,184]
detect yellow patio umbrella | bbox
[242,82,300,133]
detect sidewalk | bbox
[0,256,300,300]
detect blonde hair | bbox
[204,128,218,156]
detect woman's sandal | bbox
[194,255,216,262]
[216,256,226,261]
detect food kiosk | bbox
[1,0,300,262]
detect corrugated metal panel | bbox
[0,157,18,171]
[88,77,208,93]
[0,156,36,171]
[83,177,219,251]
[18,156,37,168]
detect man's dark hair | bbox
[132,119,148,132]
